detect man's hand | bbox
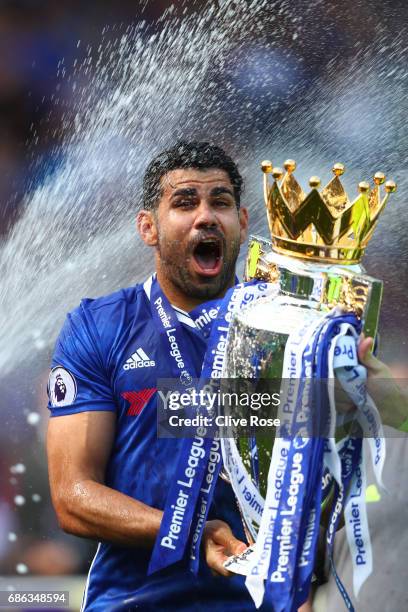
[202,521,313,611]
[358,334,392,378]
[202,520,247,576]
[358,334,408,429]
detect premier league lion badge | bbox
[48,366,77,407]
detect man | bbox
[47,141,292,611]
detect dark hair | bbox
[142,141,243,210]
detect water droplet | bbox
[27,412,40,426]
[16,564,28,575]
[10,464,26,474]
[32,494,42,503]
[14,495,26,506]
[8,532,17,542]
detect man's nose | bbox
[193,200,219,228]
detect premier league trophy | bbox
[221,159,396,608]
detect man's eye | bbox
[174,200,195,208]
[214,199,232,207]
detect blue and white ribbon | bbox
[149,276,386,611]
[245,308,386,611]
[149,279,276,574]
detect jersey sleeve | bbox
[47,302,116,417]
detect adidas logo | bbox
[123,348,156,370]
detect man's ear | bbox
[137,210,158,246]
[239,206,249,244]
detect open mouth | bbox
[192,238,223,276]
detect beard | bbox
[156,229,241,302]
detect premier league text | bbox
[160,436,220,552]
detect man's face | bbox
[146,168,248,302]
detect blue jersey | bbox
[48,277,263,611]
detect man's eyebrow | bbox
[210,186,235,197]
[169,186,235,198]
[171,188,198,198]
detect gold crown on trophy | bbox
[261,159,397,264]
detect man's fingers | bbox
[228,537,247,556]
[203,519,248,577]
[205,544,233,576]
[205,520,247,556]
[358,334,390,377]
[357,334,374,363]
[358,335,382,371]
[206,549,228,575]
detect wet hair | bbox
[142,141,243,211]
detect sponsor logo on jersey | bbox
[48,366,77,407]
[123,348,156,370]
[122,388,157,416]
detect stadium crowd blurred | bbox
[0,0,181,583]
[0,1,406,610]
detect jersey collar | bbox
[143,275,196,328]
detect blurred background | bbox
[0,0,406,610]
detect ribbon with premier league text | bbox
[245,310,386,611]
[148,277,277,574]
[148,276,386,612]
